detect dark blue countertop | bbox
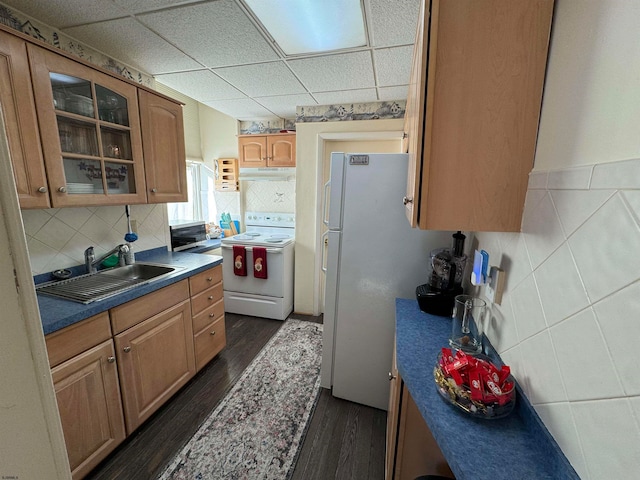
[38,247,222,335]
[395,298,579,480]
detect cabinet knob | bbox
[209,313,215,318]
[402,196,413,205]
[403,132,408,139]
[107,356,116,363]
[58,186,67,193]
[208,295,214,300]
[37,186,48,193]
[207,277,213,282]
[388,372,396,381]
[210,331,216,336]
[151,188,157,193]
[123,346,131,353]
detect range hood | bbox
[238,167,296,181]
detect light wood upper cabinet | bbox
[139,90,187,203]
[405,0,554,232]
[238,134,296,168]
[28,43,147,207]
[0,31,50,208]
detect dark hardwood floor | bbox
[87,312,386,480]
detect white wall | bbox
[198,103,242,221]
[294,118,405,315]
[474,1,640,478]
[534,0,640,170]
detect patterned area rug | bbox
[158,319,323,480]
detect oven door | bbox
[221,243,293,297]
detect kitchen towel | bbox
[253,247,268,279]
[233,245,247,276]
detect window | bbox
[167,161,217,223]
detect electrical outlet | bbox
[486,267,505,305]
[130,219,138,234]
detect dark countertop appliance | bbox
[169,220,208,252]
[416,231,468,316]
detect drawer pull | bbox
[208,295,214,300]
[209,313,215,318]
[123,346,131,353]
[207,277,213,282]
[38,186,47,193]
[107,356,115,363]
[210,331,216,336]
[388,371,396,381]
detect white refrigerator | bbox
[321,152,452,410]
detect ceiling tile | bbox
[378,85,408,101]
[112,0,202,14]
[203,98,277,121]
[312,89,378,105]
[288,51,375,92]
[64,17,202,74]
[366,0,421,47]
[155,70,245,102]
[214,62,306,97]
[374,45,414,86]
[255,94,317,118]
[2,0,127,28]
[138,0,280,68]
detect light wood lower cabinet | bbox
[46,271,227,478]
[386,362,454,479]
[189,265,226,371]
[114,298,195,433]
[46,313,125,480]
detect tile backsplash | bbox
[21,204,169,275]
[474,158,640,479]
[243,180,295,213]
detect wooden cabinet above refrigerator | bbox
[404,0,554,232]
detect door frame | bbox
[314,131,404,314]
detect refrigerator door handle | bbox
[321,230,329,272]
[322,180,331,226]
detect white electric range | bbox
[220,212,295,320]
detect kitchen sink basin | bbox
[36,262,184,304]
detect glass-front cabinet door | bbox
[27,44,146,207]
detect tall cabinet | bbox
[0,31,50,208]
[403,0,554,231]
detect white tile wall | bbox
[21,204,169,275]
[475,157,640,479]
[243,180,296,213]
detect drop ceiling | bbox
[3,0,421,121]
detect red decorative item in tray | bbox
[433,348,516,419]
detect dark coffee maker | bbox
[416,231,468,316]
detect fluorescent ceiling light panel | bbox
[245,0,366,55]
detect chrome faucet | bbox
[84,244,130,274]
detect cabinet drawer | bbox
[192,298,224,334]
[191,282,223,317]
[189,265,222,296]
[45,312,111,367]
[193,316,226,371]
[110,280,189,334]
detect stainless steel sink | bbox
[36,262,184,304]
